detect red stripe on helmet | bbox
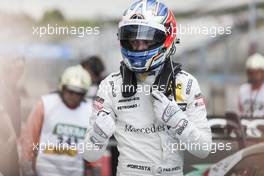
[163,10,177,49]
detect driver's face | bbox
[247,69,264,85]
[129,40,155,51]
[62,88,84,109]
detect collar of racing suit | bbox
[136,64,163,84]
[120,60,182,98]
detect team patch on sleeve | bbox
[93,96,105,112]
[194,93,205,107]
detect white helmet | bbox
[60,65,91,94]
[246,53,264,70]
[118,0,177,73]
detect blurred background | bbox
[0,0,264,117]
[0,0,264,175]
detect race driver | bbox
[83,0,212,175]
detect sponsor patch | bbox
[47,124,88,156]
[125,164,181,173]
[127,164,151,171]
[194,93,205,107]
[118,97,140,103]
[124,124,169,134]
[195,99,205,107]
[117,104,138,110]
[176,83,182,89]
[176,83,184,101]
[178,103,187,111]
[162,166,181,172]
[174,119,188,135]
[43,146,78,156]
[186,79,193,95]
[109,81,117,97]
[53,123,87,139]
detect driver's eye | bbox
[146,40,155,46]
[129,40,137,45]
[129,40,154,46]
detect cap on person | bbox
[246,53,264,70]
[59,65,91,94]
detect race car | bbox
[186,142,264,176]
[209,142,264,176]
[186,115,264,176]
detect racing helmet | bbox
[59,65,91,94]
[246,53,264,70]
[118,0,177,72]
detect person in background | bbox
[237,53,264,118]
[20,65,93,176]
[81,56,105,98]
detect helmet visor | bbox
[118,25,166,51]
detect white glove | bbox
[89,111,116,146]
[151,90,183,128]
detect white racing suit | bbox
[83,70,212,176]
